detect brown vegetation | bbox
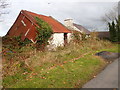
[2,32,115,77]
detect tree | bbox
[108,15,120,42]
[0,0,9,21]
[101,4,120,42]
[116,16,120,40]
[101,5,118,23]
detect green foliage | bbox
[35,17,53,49]
[71,30,87,43]
[14,36,32,46]
[116,16,120,42]
[108,15,120,42]
[2,36,32,50]
[6,54,106,88]
[19,38,32,46]
[81,33,87,41]
[72,30,82,43]
[3,35,119,88]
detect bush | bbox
[108,15,120,42]
[2,36,32,50]
[35,17,53,50]
[71,30,83,43]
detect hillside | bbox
[2,35,119,88]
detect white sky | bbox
[0,0,119,36]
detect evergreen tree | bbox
[116,15,120,42]
[108,15,120,42]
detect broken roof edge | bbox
[21,10,39,27]
[7,10,72,35]
[22,10,71,33]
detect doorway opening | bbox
[64,33,67,46]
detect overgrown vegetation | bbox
[2,17,53,52]
[35,17,53,50]
[71,30,83,43]
[2,36,32,49]
[2,32,119,88]
[2,36,35,77]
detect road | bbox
[82,58,119,88]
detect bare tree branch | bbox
[0,0,9,22]
[0,0,9,16]
[101,5,118,23]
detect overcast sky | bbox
[0,0,119,36]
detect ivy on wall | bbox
[35,17,53,50]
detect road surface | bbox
[82,58,119,88]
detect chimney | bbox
[64,19,74,29]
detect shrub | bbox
[2,36,32,50]
[35,17,53,50]
[71,30,82,43]
[71,30,88,43]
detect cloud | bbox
[0,0,118,36]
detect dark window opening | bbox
[64,33,67,45]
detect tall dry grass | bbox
[2,32,114,76]
[25,32,113,68]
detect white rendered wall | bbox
[47,33,64,50]
[67,33,72,43]
[52,33,64,47]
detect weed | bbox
[2,34,118,88]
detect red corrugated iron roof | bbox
[21,10,71,33]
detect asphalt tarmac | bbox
[82,58,119,88]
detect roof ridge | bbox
[21,10,38,27]
[22,10,49,18]
[20,10,71,33]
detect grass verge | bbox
[4,52,107,88]
[2,37,119,88]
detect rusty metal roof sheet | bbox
[21,10,71,33]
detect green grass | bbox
[98,44,119,52]
[2,38,119,88]
[6,53,106,88]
